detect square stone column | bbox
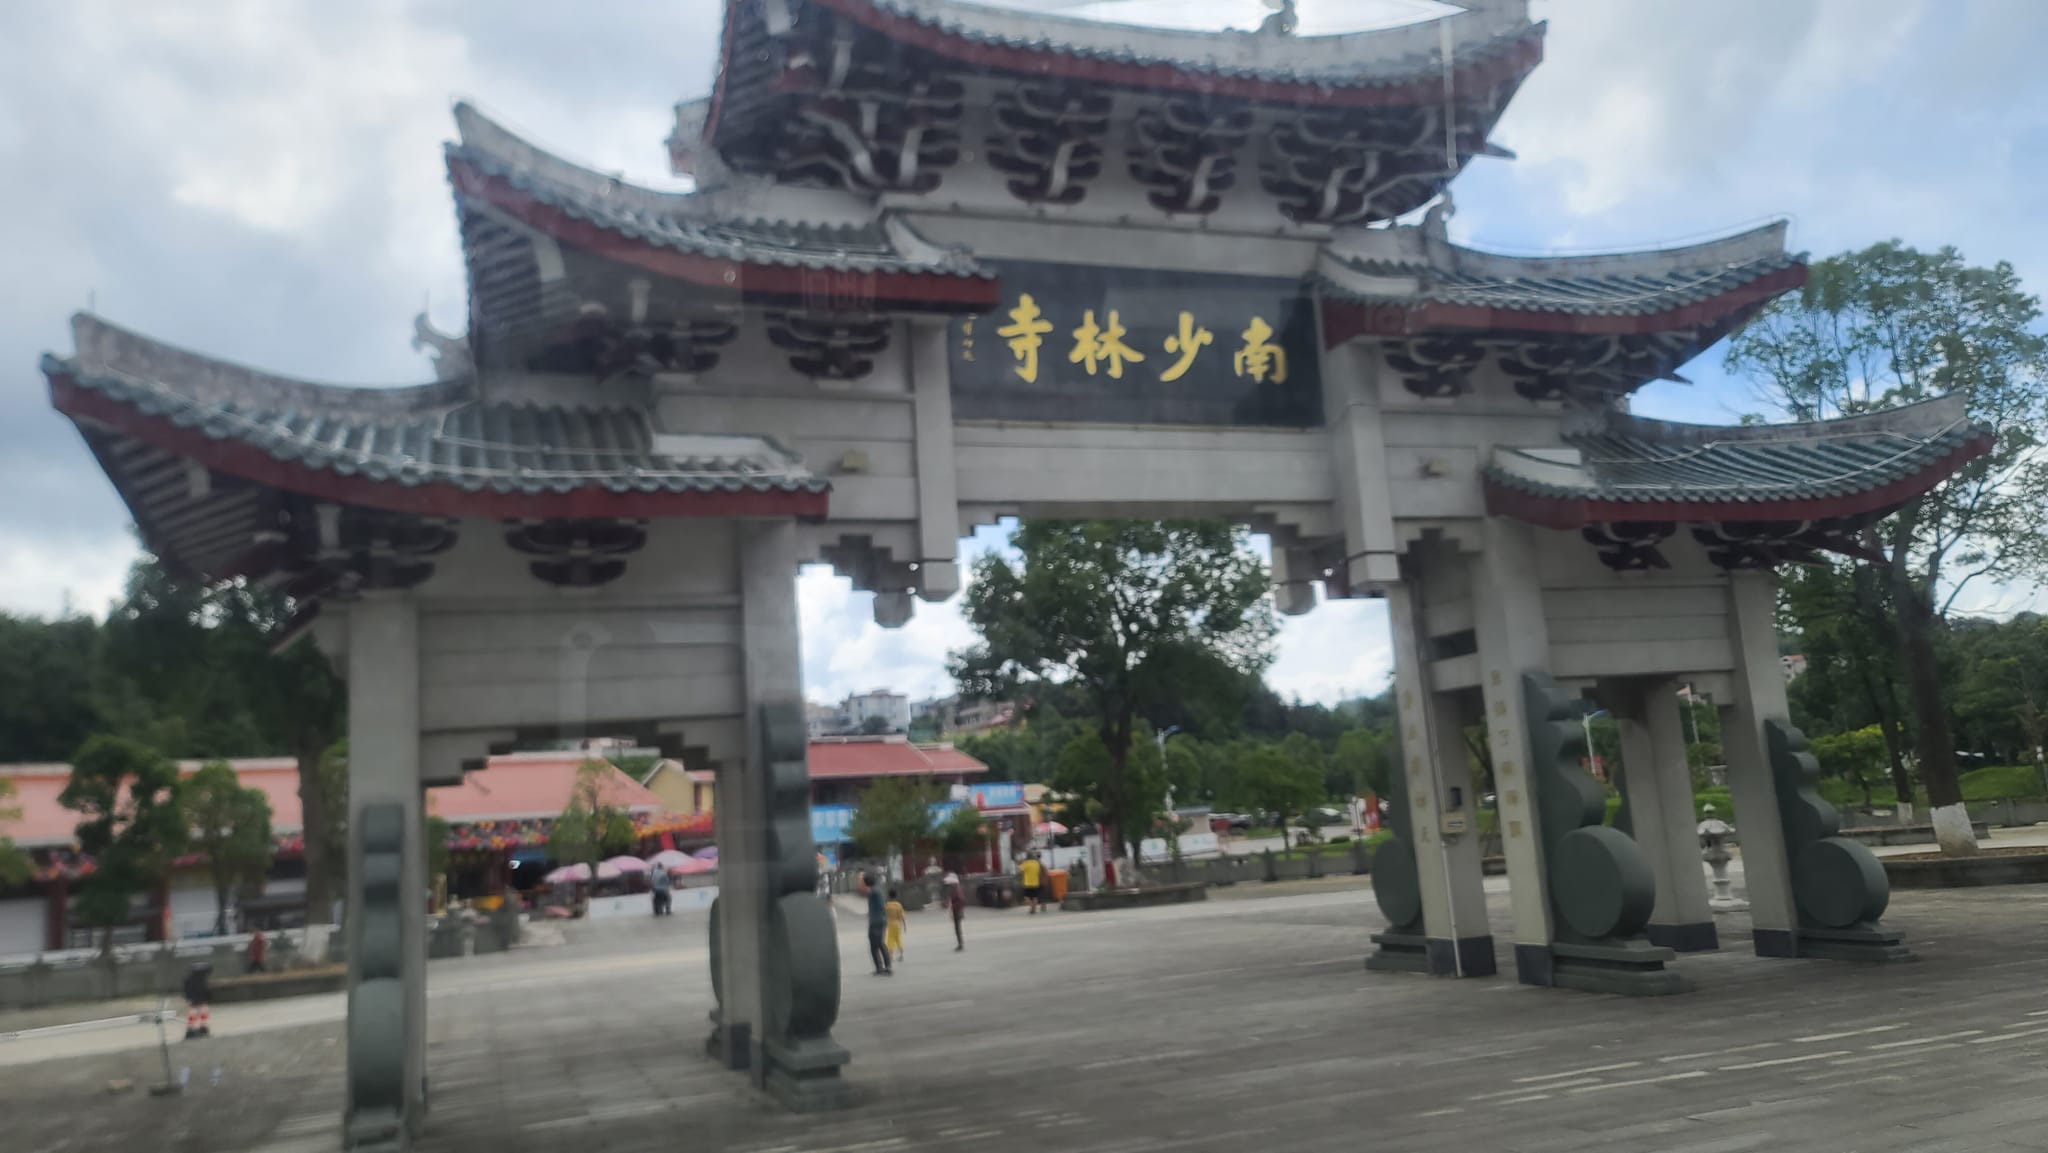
[1718,572,1798,957]
[1370,582,1492,976]
[1466,519,1557,985]
[1612,679,1716,951]
[343,594,428,1150]
[711,519,805,1082]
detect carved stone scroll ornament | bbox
[345,803,413,1149]
[1582,521,1675,572]
[1764,719,1910,961]
[1383,335,1487,398]
[1128,96,1252,215]
[1521,672,1683,995]
[1364,727,1430,974]
[987,82,1110,206]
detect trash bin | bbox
[1047,869,1070,903]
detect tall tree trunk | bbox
[295,742,332,925]
[213,861,230,937]
[1860,671,1914,818]
[1889,565,1975,854]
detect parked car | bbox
[1208,812,1253,832]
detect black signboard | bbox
[949,260,1323,427]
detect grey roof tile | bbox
[1485,397,1988,507]
[44,316,826,499]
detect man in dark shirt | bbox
[859,872,893,975]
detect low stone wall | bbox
[1840,821,1991,847]
[210,966,347,1003]
[1061,883,1207,912]
[1142,842,1373,889]
[1884,852,2048,889]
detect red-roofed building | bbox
[806,736,987,805]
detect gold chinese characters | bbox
[989,295,1286,386]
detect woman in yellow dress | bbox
[884,887,907,962]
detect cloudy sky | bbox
[2,0,2043,707]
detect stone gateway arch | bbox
[42,0,1984,1146]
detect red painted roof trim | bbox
[450,159,999,312]
[1481,431,1994,530]
[702,0,747,151]
[808,0,1544,108]
[1320,263,1808,349]
[49,373,831,524]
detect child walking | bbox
[884,887,907,963]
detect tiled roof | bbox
[47,315,826,501]
[806,738,989,780]
[834,0,1542,90]
[0,754,665,849]
[1319,221,1802,320]
[1484,396,1991,510]
[449,103,988,281]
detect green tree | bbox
[1809,726,1891,809]
[184,760,275,935]
[60,736,187,952]
[1051,730,1168,862]
[859,714,894,736]
[0,612,105,762]
[848,775,942,866]
[1782,563,1916,807]
[1332,726,1392,801]
[951,520,1275,865]
[0,778,30,888]
[1729,242,2048,854]
[1225,746,1323,849]
[548,759,640,882]
[934,803,987,855]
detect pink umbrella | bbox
[646,850,693,872]
[603,855,649,874]
[672,855,717,875]
[1036,821,1068,835]
[543,863,590,885]
[692,846,719,860]
[595,860,625,880]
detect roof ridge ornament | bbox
[411,313,473,381]
[1257,0,1299,38]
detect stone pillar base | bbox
[1419,935,1497,976]
[1797,923,1913,963]
[1533,941,1688,996]
[764,1038,856,1111]
[1365,931,1431,974]
[1645,922,1720,952]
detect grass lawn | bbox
[1959,764,2048,802]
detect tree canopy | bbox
[185,759,275,935]
[848,775,943,865]
[1730,241,2048,851]
[951,520,1276,858]
[60,735,187,950]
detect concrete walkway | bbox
[7,876,2048,1151]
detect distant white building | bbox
[841,689,910,733]
[806,700,847,738]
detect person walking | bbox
[859,872,892,976]
[182,962,213,1040]
[884,887,907,963]
[944,872,965,951]
[245,929,268,974]
[1019,851,1045,915]
[650,862,673,916]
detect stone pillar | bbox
[1366,582,1491,976]
[1466,520,1556,985]
[1719,572,1798,958]
[711,518,848,1107]
[1614,679,1716,952]
[908,318,960,602]
[343,595,427,1150]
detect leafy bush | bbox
[1694,788,1733,822]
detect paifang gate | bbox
[42,0,1986,1146]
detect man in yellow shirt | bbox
[1018,852,1045,915]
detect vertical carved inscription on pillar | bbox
[1523,673,1683,995]
[347,802,409,1148]
[1365,728,1429,974]
[758,702,852,1107]
[1765,720,1910,962]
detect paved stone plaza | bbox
[8,880,2048,1153]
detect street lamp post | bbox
[1583,708,1608,779]
[1157,726,1182,865]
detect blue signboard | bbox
[809,783,1029,844]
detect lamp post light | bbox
[1582,708,1608,778]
